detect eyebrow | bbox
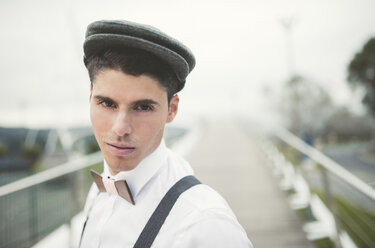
[94,95,115,102]
[130,99,160,108]
[93,95,160,107]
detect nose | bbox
[112,110,132,137]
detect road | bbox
[323,142,375,187]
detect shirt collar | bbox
[103,139,168,199]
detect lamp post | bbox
[280,17,295,80]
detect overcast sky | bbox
[1,0,375,127]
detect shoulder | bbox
[164,183,253,247]
[180,184,232,212]
[159,149,252,246]
[163,151,235,218]
[176,184,240,226]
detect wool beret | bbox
[83,20,195,90]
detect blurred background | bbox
[1,0,375,247]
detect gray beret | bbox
[83,20,195,90]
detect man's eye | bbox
[136,104,153,112]
[98,100,115,108]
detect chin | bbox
[106,156,139,173]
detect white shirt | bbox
[80,140,252,248]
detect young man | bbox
[80,20,252,247]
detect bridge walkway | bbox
[187,120,313,248]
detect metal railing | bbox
[0,152,103,248]
[266,127,375,248]
[0,124,197,248]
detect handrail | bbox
[0,126,197,248]
[274,127,375,201]
[0,124,199,200]
[0,151,102,198]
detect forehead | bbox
[92,69,167,99]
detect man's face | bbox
[89,69,179,175]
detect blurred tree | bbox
[21,143,41,169]
[322,107,375,143]
[279,74,375,143]
[348,37,375,116]
[280,75,334,136]
[0,141,8,156]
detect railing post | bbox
[69,172,77,248]
[28,186,38,246]
[320,166,343,248]
[69,170,84,248]
[0,152,103,248]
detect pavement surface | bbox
[187,120,314,248]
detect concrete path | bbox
[187,120,313,248]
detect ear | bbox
[166,95,179,123]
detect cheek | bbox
[134,114,166,138]
[90,106,112,133]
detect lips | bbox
[106,143,135,156]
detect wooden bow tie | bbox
[90,170,135,205]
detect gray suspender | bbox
[133,175,200,248]
[80,175,201,248]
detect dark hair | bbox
[85,48,180,102]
